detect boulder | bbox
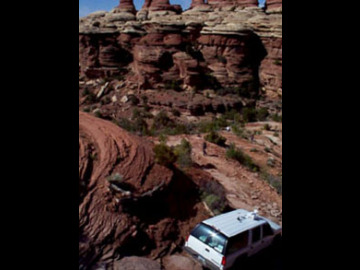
[113,257,162,270]
[162,255,202,270]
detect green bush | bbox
[171,108,181,117]
[85,92,97,104]
[256,108,269,121]
[164,80,182,91]
[152,110,174,130]
[199,181,227,215]
[94,110,103,118]
[261,172,282,194]
[226,143,259,172]
[263,124,271,131]
[271,114,282,122]
[153,143,177,167]
[273,59,282,66]
[173,139,192,169]
[242,107,257,123]
[198,117,228,133]
[115,115,149,136]
[205,131,227,146]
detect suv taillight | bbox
[221,256,226,266]
[186,235,189,242]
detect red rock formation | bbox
[236,0,258,7]
[266,0,282,10]
[259,36,282,92]
[190,0,207,8]
[139,0,182,13]
[118,0,136,14]
[207,0,258,8]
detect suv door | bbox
[224,231,249,268]
[260,223,274,249]
[248,226,262,256]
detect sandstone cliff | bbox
[79,0,282,97]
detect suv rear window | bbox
[191,223,227,254]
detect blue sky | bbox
[79,0,266,18]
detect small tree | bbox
[226,143,259,172]
[173,139,192,169]
[153,143,177,167]
[205,131,227,147]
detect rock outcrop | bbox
[162,255,202,270]
[79,0,282,101]
[207,0,258,9]
[113,257,162,270]
[266,0,282,12]
[190,0,208,8]
[117,0,136,14]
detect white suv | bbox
[184,209,282,270]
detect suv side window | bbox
[252,226,261,243]
[226,231,249,255]
[262,223,273,237]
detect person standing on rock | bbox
[203,142,207,156]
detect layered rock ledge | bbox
[79,0,282,96]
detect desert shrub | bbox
[100,96,111,105]
[82,107,90,113]
[153,143,177,167]
[256,108,269,121]
[171,108,181,117]
[158,133,168,144]
[261,172,282,194]
[173,139,192,169]
[128,95,139,106]
[271,114,282,122]
[94,110,103,118]
[223,109,242,123]
[152,110,174,130]
[264,147,271,153]
[85,92,97,104]
[199,181,227,215]
[250,148,258,152]
[226,143,259,172]
[263,124,271,131]
[205,131,227,146]
[203,73,221,90]
[274,132,279,137]
[164,80,182,91]
[115,116,149,136]
[198,116,228,133]
[82,87,90,96]
[231,125,252,140]
[273,59,282,66]
[242,107,257,123]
